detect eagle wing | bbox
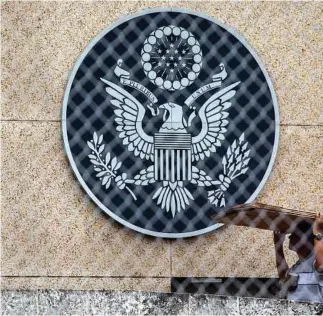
[191,81,240,161]
[101,79,154,161]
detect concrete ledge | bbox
[1,290,322,315]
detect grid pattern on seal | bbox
[64,11,277,237]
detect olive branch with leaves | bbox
[87,132,137,200]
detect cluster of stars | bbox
[152,39,192,80]
[141,26,202,90]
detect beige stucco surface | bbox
[1,1,322,292]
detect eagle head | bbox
[159,102,182,122]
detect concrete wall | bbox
[2,1,322,292]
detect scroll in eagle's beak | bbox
[158,104,169,122]
[147,103,159,116]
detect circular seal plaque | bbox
[62,9,279,238]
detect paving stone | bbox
[1,290,38,316]
[189,294,239,315]
[288,299,323,315]
[1,290,322,315]
[87,291,189,315]
[37,290,88,315]
[238,296,289,315]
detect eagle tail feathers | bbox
[152,181,193,217]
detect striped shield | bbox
[154,133,192,181]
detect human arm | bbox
[313,212,323,272]
[273,231,289,280]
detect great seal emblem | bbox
[62,9,279,238]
